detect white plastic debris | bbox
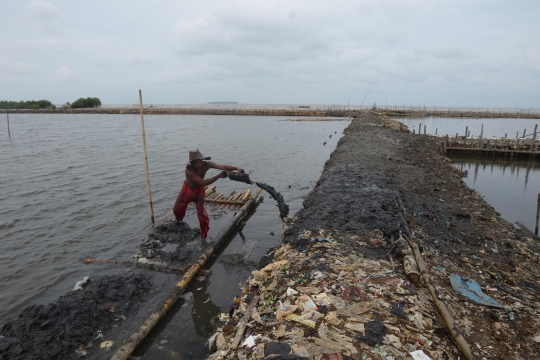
[241,335,257,348]
[410,350,432,360]
[73,276,89,291]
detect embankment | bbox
[210,113,539,359]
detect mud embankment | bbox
[207,113,540,359]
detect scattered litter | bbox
[99,340,114,349]
[450,274,504,308]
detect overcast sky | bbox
[1,0,539,107]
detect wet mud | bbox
[0,273,153,360]
[255,182,290,219]
[136,220,207,268]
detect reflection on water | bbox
[396,117,540,138]
[451,156,540,232]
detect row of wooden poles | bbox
[409,121,540,158]
[372,107,540,119]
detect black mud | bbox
[0,273,153,360]
[136,220,207,267]
[255,182,289,219]
[225,171,253,185]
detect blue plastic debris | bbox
[310,237,334,243]
[449,274,504,308]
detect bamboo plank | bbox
[231,296,260,349]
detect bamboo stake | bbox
[6,107,10,138]
[534,194,540,235]
[411,243,474,360]
[219,192,235,210]
[139,90,155,224]
[110,190,262,360]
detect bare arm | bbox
[208,161,244,173]
[185,167,225,187]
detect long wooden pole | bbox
[6,107,10,138]
[139,90,155,224]
[411,243,474,360]
[110,188,262,360]
[534,194,540,235]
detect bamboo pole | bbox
[205,185,216,197]
[411,243,474,360]
[110,189,262,360]
[241,189,251,202]
[6,107,10,138]
[206,199,247,205]
[139,90,155,224]
[534,194,540,235]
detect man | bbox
[173,149,244,241]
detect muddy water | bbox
[0,114,349,335]
[452,156,540,232]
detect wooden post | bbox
[465,126,468,138]
[533,125,538,153]
[435,128,438,135]
[6,107,10,138]
[523,129,526,138]
[139,90,155,224]
[444,135,448,154]
[455,132,458,147]
[536,193,540,236]
[424,125,426,134]
[480,124,483,148]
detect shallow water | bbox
[452,156,540,232]
[0,114,349,333]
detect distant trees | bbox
[70,97,102,108]
[0,100,56,109]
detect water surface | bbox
[0,114,349,332]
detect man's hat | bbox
[188,149,210,164]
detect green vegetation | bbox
[69,97,102,108]
[0,100,56,110]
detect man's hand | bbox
[220,171,228,178]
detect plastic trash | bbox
[450,274,504,308]
[409,350,433,360]
[241,335,257,348]
[73,276,89,291]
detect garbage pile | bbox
[205,229,472,360]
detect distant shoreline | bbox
[1,107,539,119]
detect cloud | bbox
[55,65,78,82]
[24,1,63,32]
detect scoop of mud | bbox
[255,182,289,219]
[0,273,153,360]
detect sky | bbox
[0,0,539,107]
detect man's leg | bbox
[195,196,210,239]
[173,190,190,221]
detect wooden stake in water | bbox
[6,107,10,138]
[465,126,468,138]
[536,193,540,235]
[139,90,155,224]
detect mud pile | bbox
[136,220,206,267]
[0,273,153,359]
[256,182,289,220]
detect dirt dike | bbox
[205,113,540,359]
